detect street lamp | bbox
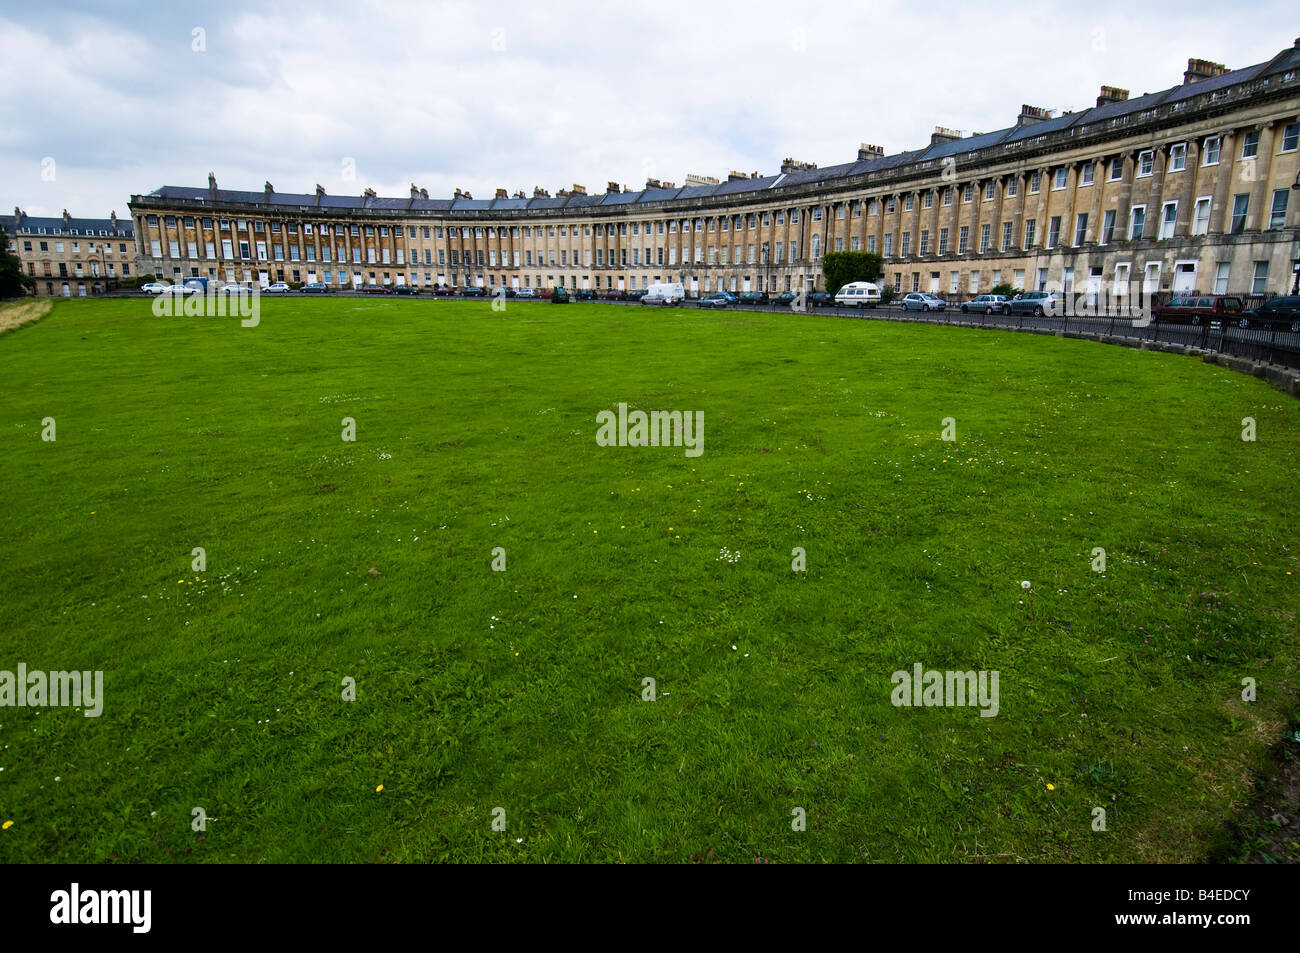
[1291,168,1300,295]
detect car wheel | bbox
[1291,322,1300,333]
[985,307,994,315]
[961,305,969,313]
[923,305,930,312]
[1033,306,1044,317]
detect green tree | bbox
[0,227,36,299]
[821,251,882,295]
[990,283,1018,297]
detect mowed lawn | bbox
[0,296,1297,864]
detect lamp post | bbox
[1291,168,1300,295]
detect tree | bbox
[989,282,1018,297]
[821,251,882,295]
[0,227,36,299]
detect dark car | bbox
[576,289,597,301]
[773,292,799,306]
[359,284,390,295]
[625,289,647,301]
[739,291,770,306]
[697,293,732,309]
[808,292,833,307]
[460,286,486,297]
[602,289,626,301]
[1151,294,1244,324]
[432,285,456,297]
[551,287,570,303]
[392,285,420,295]
[1238,295,1300,331]
[302,282,330,294]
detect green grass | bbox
[0,296,1297,863]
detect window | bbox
[812,207,823,222]
[1186,197,1209,236]
[958,226,969,254]
[1074,213,1088,246]
[1129,206,1146,240]
[901,232,911,256]
[1047,216,1061,248]
[1080,163,1094,186]
[923,191,933,209]
[1230,194,1249,234]
[884,198,894,214]
[867,236,876,253]
[883,234,893,256]
[1029,172,1041,193]
[962,184,973,202]
[1108,157,1123,181]
[1282,123,1300,153]
[1137,151,1154,176]
[1053,168,1068,190]
[919,230,929,255]
[1159,202,1177,240]
[1213,262,1230,294]
[1001,222,1012,252]
[984,181,995,201]
[1169,143,1186,171]
[811,235,821,258]
[1202,135,1220,165]
[1006,178,1017,197]
[1270,190,1289,229]
[1101,210,1116,244]
[950,271,959,294]
[942,187,952,207]
[1241,130,1260,159]
[1024,220,1036,248]
[1251,260,1269,295]
[979,224,990,253]
[1143,262,1160,293]
[904,194,914,211]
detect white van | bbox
[833,281,882,308]
[642,281,685,305]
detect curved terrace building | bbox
[130,44,1300,300]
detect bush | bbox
[880,286,897,305]
[821,251,883,296]
[289,281,304,290]
[990,283,1018,297]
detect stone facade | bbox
[127,44,1300,300]
[7,210,136,296]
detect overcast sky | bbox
[2,0,1294,219]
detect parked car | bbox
[432,285,456,297]
[1005,291,1062,316]
[393,285,420,295]
[220,282,253,296]
[551,287,570,303]
[302,282,329,294]
[626,289,647,301]
[602,289,626,301]
[960,294,1011,315]
[833,282,881,308]
[140,281,170,295]
[158,283,199,297]
[808,292,833,307]
[1237,295,1300,331]
[460,286,486,297]
[360,284,390,295]
[900,292,948,312]
[261,282,291,294]
[1151,294,1243,324]
[697,293,733,309]
[773,291,799,307]
[516,287,538,299]
[739,291,771,306]
[575,288,597,301]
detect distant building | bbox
[7,209,136,296]
[128,43,1300,298]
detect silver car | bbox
[960,294,1011,315]
[900,292,948,312]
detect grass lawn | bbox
[0,296,1297,863]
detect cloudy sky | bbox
[2,0,1293,219]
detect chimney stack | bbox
[1096,86,1130,106]
[62,209,70,224]
[315,184,325,206]
[606,181,620,193]
[781,158,817,173]
[207,171,217,196]
[1017,104,1052,125]
[727,170,747,182]
[931,126,962,145]
[263,181,274,199]
[494,187,508,199]
[420,188,428,200]
[1184,58,1228,84]
[363,187,376,199]
[571,184,586,195]
[857,143,885,161]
